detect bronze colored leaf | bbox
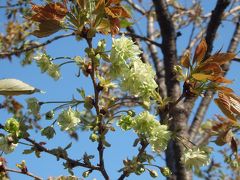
[207,52,235,65]
[215,86,234,94]
[96,18,110,34]
[31,3,68,22]
[210,76,232,84]
[32,20,62,38]
[214,98,236,121]
[180,50,191,68]
[193,39,207,64]
[229,95,240,116]
[197,62,222,75]
[105,6,131,18]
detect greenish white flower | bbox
[73,56,84,66]
[58,108,81,131]
[110,35,141,64]
[132,111,171,153]
[4,118,20,134]
[47,64,61,80]
[120,59,158,100]
[26,97,40,116]
[110,36,157,101]
[133,111,159,136]
[34,53,52,73]
[181,147,211,169]
[118,115,134,131]
[0,135,17,154]
[148,125,172,153]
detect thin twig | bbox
[5,168,43,180]
[85,37,109,180]
[0,32,75,58]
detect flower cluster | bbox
[181,147,211,169]
[34,53,61,80]
[118,111,171,153]
[110,36,157,101]
[57,108,81,131]
[0,135,18,154]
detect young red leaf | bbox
[193,39,207,64]
[180,50,191,68]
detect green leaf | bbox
[41,126,56,139]
[77,88,85,98]
[22,148,34,155]
[120,19,134,28]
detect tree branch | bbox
[24,137,100,171]
[85,37,109,180]
[5,167,43,180]
[0,32,75,59]
[117,140,149,180]
[147,11,167,99]
[152,1,190,179]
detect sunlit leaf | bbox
[193,39,207,64]
[0,79,40,96]
[192,73,213,81]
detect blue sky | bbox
[0,0,239,180]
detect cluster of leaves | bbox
[30,0,131,38]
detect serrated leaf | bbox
[0,79,40,96]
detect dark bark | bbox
[152,0,189,179]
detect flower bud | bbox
[89,133,99,142]
[45,110,54,120]
[149,170,158,178]
[160,167,172,177]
